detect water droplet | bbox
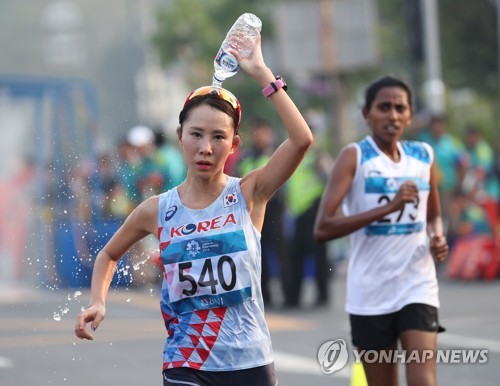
[53,313,61,322]
[126,298,131,302]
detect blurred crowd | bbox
[96,125,187,220]
[2,113,500,304]
[82,114,500,304]
[409,115,500,280]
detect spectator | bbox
[448,191,492,241]
[463,125,499,201]
[238,118,287,306]
[417,115,468,231]
[153,127,187,190]
[125,125,174,203]
[284,141,331,308]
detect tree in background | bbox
[151,0,499,144]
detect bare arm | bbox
[426,160,449,262]
[74,196,158,340]
[234,34,313,220]
[314,145,419,243]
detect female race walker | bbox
[74,32,313,386]
[314,75,448,386]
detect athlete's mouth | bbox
[385,124,399,134]
[196,160,212,168]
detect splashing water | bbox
[54,291,85,322]
[133,257,149,271]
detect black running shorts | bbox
[163,363,278,386]
[350,303,445,350]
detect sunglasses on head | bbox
[184,86,242,133]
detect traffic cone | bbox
[350,361,368,386]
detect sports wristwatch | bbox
[262,76,288,97]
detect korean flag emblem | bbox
[223,191,239,207]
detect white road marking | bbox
[273,350,350,378]
[273,331,500,379]
[439,334,500,353]
[0,356,14,368]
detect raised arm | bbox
[74,196,158,340]
[234,34,313,204]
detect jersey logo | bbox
[165,205,178,221]
[368,169,382,176]
[169,214,237,238]
[223,191,238,207]
[186,240,201,257]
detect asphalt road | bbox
[1,273,499,386]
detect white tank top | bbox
[157,177,273,371]
[343,136,439,315]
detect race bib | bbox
[162,230,252,313]
[364,176,428,236]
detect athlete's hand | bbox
[390,181,419,212]
[430,234,448,262]
[74,303,106,341]
[230,33,268,81]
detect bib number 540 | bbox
[178,255,237,297]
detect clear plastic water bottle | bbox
[212,13,262,87]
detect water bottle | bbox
[212,13,262,87]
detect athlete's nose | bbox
[199,137,213,155]
[387,106,398,120]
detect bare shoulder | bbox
[127,195,159,235]
[339,143,357,159]
[138,195,159,219]
[333,144,358,174]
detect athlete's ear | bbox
[230,134,241,154]
[177,126,182,145]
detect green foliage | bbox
[376,0,411,69]
[447,92,497,143]
[432,0,498,137]
[152,1,274,81]
[439,0,498,96]
[151,0,500,145]
[371,0,499,139]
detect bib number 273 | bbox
[377,195,420,223]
